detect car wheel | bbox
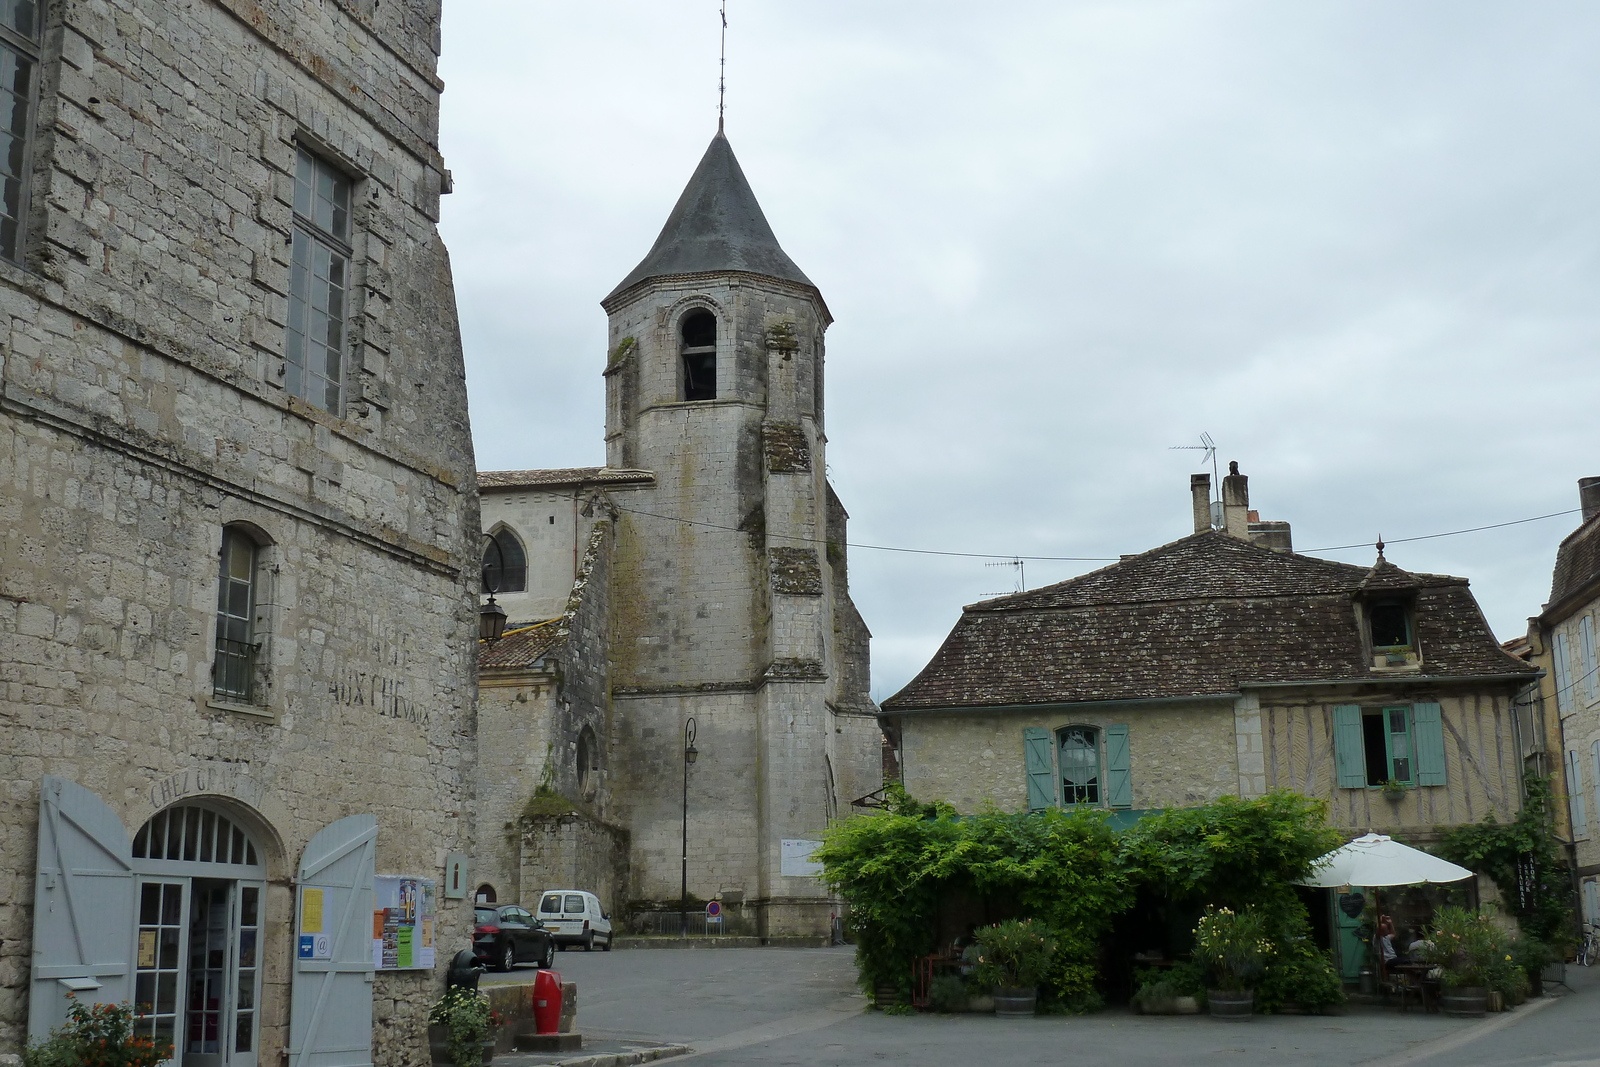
[500,942,516,972]
[601,932,612,953]
[583,931,594,952]
[539,940,554,969]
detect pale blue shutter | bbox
[1023,728,1054,811]
[1412,703,1447,786]
[1569,751,1589,839]
[1333,705,1367,788]
[29,777,136,1041]
[1591,741,1600,841]
[1554,634,1573,713]
[1105,724,1132,809]
[1580,616,1598,705]
[290,815,377,1067]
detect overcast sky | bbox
[438,2,1600,702]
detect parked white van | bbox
[536,889,614,951]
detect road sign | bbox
[706,901,722,918]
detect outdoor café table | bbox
[1387,963,1436,1012]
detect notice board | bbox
[372,875,436,970]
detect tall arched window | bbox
[576,725,599,798]
[482,527,527,593]
[1058,726,1101,805]
[681,310,716,401]
[214,526,260,702]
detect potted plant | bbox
[1193,906,1274,1018]
[1381,779,1408,801]
[964,919,1058,1017]
[23,995,173,1067]
[1417,906,1500,1016]
[1131,961,1206,1015]
[428,987,495,1067]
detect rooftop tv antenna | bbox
[983,557,1026,597]
[1170,432,1219,489]
[718,0,727,131]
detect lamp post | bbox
[680,716,698,937]
[479,534,507,643]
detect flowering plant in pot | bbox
[1417,906,1501,1016]
[964,920,1058,1017]
[22,995,173,1067]
[1193,906,1274,1017]
[428,987,494,1067]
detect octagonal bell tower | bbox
[599,130,876,940]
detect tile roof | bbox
[884,531,1534,712]
[1547,514,1600,616]
[478,467,654,490]
[479,619,563,670]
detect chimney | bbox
[1582,477,1600,523]
[1191,474,1212,534]
[1221,461,1249,538]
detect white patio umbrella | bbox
[1298,833,1473,888]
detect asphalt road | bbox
[483,946,1600,1067]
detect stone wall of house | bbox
[0,0,476,1061]
[1261,687,1528,843]
[517,812,630,922]
[895,700,1240,814]
[474,668,560,904]
[479,487,583,624]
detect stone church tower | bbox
[596,129,877,938]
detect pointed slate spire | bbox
[606,131,814,301]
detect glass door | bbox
[135,879,190,1059]
[185,880,232,1067]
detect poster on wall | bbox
[372,875,436,970]
[780,839,824,877]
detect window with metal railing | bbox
[213,528,259,702]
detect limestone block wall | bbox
[480,487,582,624]
[1261,687,1526,842]
[474,672,559,903]
[517,813,629,920]
[0,0,477,1060]
[895,701,1240,813]
[1546,599,1600,879]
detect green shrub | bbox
[23,997,172,1067]
[1418,906,1503,988]
[965,920,1058,989]
[925,973,968,1013]
[1132,959,1208,1002]
[1255,942,1344,1013]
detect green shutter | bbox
[1105,724,1132,809]
[1024,728,1054,811]
[1333,705,1367,788]
[1412,702,1446,786]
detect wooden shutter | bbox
[1581,616,1598,705]
[1554,634,1573,713]
[1023,728,1055,811]
[1569,751,1589,839]
[1105,724,1132,809]
[1412,702,1447,786]
[290,815,377,1067]
[1591,741,1600,841]
[29,776,136,1041]
[1332,705,1366,788]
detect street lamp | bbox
[680,716,698,937]
[479,534,507,643]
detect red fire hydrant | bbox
[532,969,563,1035]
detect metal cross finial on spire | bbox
[718,0,727,132]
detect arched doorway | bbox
[130,804,267,1067]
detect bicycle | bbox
[1580,923,1600,967]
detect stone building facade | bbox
[883,468,1539,841]
[1529,478,1600,931]
[0,3,479,1065]
[474,132,882,940]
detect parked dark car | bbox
[473,904,554,971]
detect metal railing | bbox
[212,638,257,702]
[630,911,747,937]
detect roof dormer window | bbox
[1370,601,1411,650]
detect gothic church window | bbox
[680,310,717,401]
[213,527,260,702]
[482,527,526,593]
[0,0,38,261]
[286,148,353,412]
[576,725,598,798]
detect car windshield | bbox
[474,908,498,925]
